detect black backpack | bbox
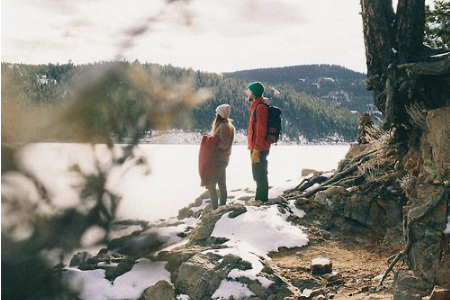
[253,102,282,144]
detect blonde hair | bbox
[211,114,232,135]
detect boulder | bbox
[69,251,92,267]
[426,107,450,180]
[429,287,450,300]
[301,169,320,177]
[393,270,434,299]
[310,257,332,275]
[141,280,175,300]
[188,204,246,246]
[175,252,254,299]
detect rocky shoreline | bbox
[62,107,450,300]
[63,186,312,300]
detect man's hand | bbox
[251,149,260,163]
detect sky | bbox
[1,0,431,74]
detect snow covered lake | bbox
[17,143,350,222]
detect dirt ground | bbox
[271,236,396,299]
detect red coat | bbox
[247,97,271,151]
[198,135,219,187]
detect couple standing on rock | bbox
[204,81,272,210]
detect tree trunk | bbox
[360,0,448,136]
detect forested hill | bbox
[224,65,375,114]
[1,62,360,142]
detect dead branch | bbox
[379,189,450,285]
[397,52,450,75]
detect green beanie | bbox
[247,81,265,97]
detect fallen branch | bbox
[379,189,450,285]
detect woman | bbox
[208,104,235,210]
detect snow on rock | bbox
[63,259,170,300]
[268,178,298,199]
[444,216,450,234]
[211,205,308,257]
[211,279,255,300]
[64,175,311,300]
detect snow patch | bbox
[312,257,331,265]
[444,216,450,234]
[63,259,170,300]
[211,279,255,300]
[212,206,309,257]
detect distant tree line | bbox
[1,61,360,142]
[224,64,374,113]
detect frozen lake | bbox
[17,143,350,222]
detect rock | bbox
[156,249,199,283]
[310,288,327,298]
[292,278,322,291]
[343,194,371,227]
[228,206,247,218]
[429,287,450,300]
[313,295,326,300]
[426,107,450,180]
[393,290,422,300]
[322,271,341,282]
[141,280,175,300]
[105,258,135,281]
[187,207,229,246]
[177,207,193,219]
[435,254,450,287]
[175,252,257,299]
[393,270,433,298]
[247,199,263,206]
[69,251,92,267]
[175,253,218,296]
[299,288,313,299]
[302,169,320,177]
[311,257,332,275]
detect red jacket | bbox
[247,97,271,151]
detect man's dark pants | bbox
[251,150,269,202]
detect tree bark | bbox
[360,0,428,132]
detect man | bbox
[246,81,271,202]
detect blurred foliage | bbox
[1,62,211,299]
[425,0,450,50]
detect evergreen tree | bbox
[425,0,450,50]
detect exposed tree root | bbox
[295,154,373,199]
[379,189,450,285]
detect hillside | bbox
[224,64,377,114]
[1,62,360,143]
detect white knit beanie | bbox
[215,104,231,119]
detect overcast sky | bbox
[1,0,425,74]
